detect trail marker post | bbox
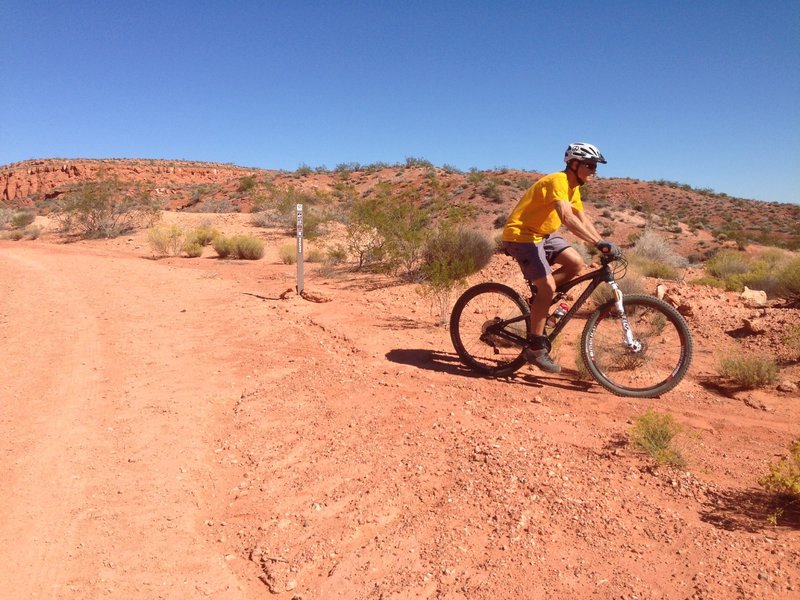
[296,203,304,295]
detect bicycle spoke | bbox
[450,283,528,375]
[583,295,692,397]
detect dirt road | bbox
[1,225,798,599]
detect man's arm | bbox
[554,200,600,245]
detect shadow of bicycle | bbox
[385,348,597,394]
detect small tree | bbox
[418,228,494,326]
[56,175,161,238]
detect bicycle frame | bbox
[479,257,626,351]
[544,258,618,341]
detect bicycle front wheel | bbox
[581,294,693,398]
[450,282,530,376]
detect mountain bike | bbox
[449,253,693,398]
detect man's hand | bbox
[595,240,622,258]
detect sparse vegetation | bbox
[55,175,161,238]
[213,235,264,260]
[628,409,687,468]
[278,243,297,264]
[719,353,778,388]
[417,228,494,325]
[147,222,185,257]
[759,439,800,499]
[11,211,36,229]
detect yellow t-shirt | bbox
[502,171,583,243]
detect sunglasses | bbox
[582,162,597,172]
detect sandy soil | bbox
[1,214,798,599]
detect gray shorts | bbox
[503,236,572,281]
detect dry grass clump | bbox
[213,235,265,260]
[148,223,185,257]
[628,409,687,468]
[718,353,778,389]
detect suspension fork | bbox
[607,280,640,351]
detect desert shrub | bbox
[186,224,220,246]
[628,256,681,280]
[306,247,325,263]
[55,176,161,238]
[632,229,688,267]
[12,211,36,229]
[628,409,686,468]
[147,222,185,257]
[689,275,726,290]
[418,228,494,326]
[183,241,204,258]
[706,249,751,279]
[232,235,264,260]
[719,354,778,388]
[784,325,800,358]
[278,243,297,264]
[3,229,25,241]
[25,225,42,240]
[778,256,800,300]
[0,208,13,228]
[759,439,800,499]
[212,236,234,258]
[238,175,257,192]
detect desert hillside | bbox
[3,158,799,256]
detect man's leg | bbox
[550,247,584,287]
[524,273,561,373]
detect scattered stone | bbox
[777,380,799,393]
[740,287,767,307]
[742,317,767,335]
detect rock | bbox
[742,317,767,334]
[656,284,667,300]
[777,380,799,393]
[740,286,767,307]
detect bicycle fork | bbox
[609,281,642,352]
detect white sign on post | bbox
[296,204,304,295]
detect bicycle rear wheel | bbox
[581,294,693,398]
[450,282,529,376]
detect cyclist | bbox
[502,142,620,373]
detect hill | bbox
[3,158,799,255]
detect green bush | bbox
[183,241,204,258]
[419,228,494,287]
[147,223,185,256]
[778,256,800,300]
[689,275,726,290]
[719,354,778,388]
[418,228,494,326]
[12,211,36,229]
[231,235,264,260]
[186,224,220,246]
[278,243,297,264]
[759,439,800,498]
[55,176,161,238]
[628,256,681,280]
[629,409,686,468]
[706,249,751,279]
[212,236,234,258]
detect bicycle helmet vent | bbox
[564,142,607,164]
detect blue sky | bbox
[3,1,799,204]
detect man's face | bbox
[578,161,597,181]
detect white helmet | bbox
[564,142,607,164]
